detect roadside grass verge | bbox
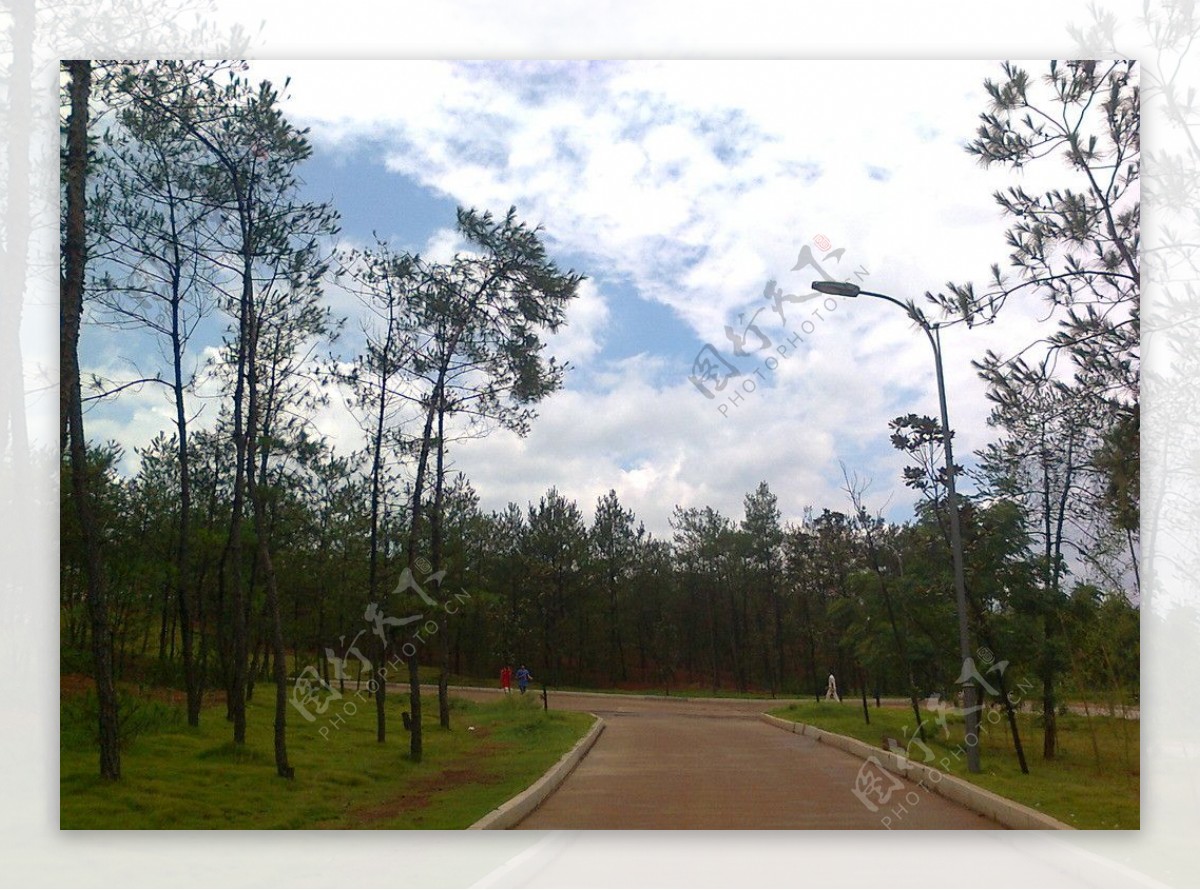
[547,684,785,700]
[769,700,1138,829]
[61,686,592,829]
[443,674,797,700]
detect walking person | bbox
[516,664,532,695]
[500,665,512,695]
[825,671,840,702]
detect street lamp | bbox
[812,279,981,774]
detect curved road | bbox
[453,689,1001,830]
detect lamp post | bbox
[812,280,981,774]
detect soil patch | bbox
[348,748,504,825]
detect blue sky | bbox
[87,60,1059,537]
[300,135,702,384]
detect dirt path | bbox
[449,689,1001,830]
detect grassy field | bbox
[544,683,786,700]
[61,682,594,829]
[769,700,1139,829]
[444,673,797,700]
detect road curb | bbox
[759,713,1074,830]
[468,715,605,830]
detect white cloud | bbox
[255,61,1022,326]
[440,349,915,536]
[546,278,609,369]
[115,60,1063,534]
[421,227,468,264]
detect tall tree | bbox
[87,63,224,726]
[937,60,1139,407]
[525,488,588,687]
[935,60,1141,620]
[235,86,337,779]
[338,242,417,744]
[842,471,926,742]
[783,521,824,700]
[591,490,641,684]
[119,63,338,775]
[806,509,860,698]
[740,482,784,695]
[61,59,120,780]
[402,206,581,735]
[484,503,531,667]
[977,371,1094,759]
[671,505,737,691]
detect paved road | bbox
[452,689,1001,830]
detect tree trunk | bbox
[997,659,1029,774]
[865,537,925,743]
[772,582,785,694]
[964,587,1029,774]
[168,595,177,662]
[1042,610,1058,760]
[158,580,170,662]
[432,393,450,730]
[726,582,742,692]
[368,359,388,743]
[169,211,201,727]
[224,230,253,744]
[407,653,423,762]
[404,397,437,761]
[801,594,820,702]
[706,583,720,692]
[245,311,293,776]
[859,665,870,725]
[62,60,120,780]
[251,482,294,778]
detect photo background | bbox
[5,0,1193,885]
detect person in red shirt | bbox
[500,665,512,695]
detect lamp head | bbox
[812,280,861,297]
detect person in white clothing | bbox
[825,672,840,701]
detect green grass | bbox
[549,683,786,700]
[768,700,1139,829]
[443,673,796,700]
[61,685,594,829]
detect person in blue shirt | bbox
[516,665,532,694]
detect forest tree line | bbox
[63,452,1140,703]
